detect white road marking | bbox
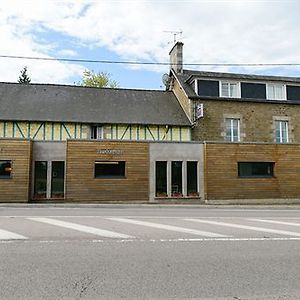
[107,217,229,237]
[0,228,27,240]
[2,216,300,220]
[249,218,300,227]
[1,236,300,245]
[185,218,300,237]
[27,217,134,239]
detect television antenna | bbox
[163,30,183,44]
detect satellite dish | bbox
[162,73,171,87]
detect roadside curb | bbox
[1,203,300,209]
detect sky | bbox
[1,0,300,90]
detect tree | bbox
[18,66,31,84]
[79,70,119,88]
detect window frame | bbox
[266,83,286,100]
[238,162,275,178]
[275,120,289,143]
[187,161,199,197]
[171,161,183,197]
[90,125,103,140]
[0,160,12,179]
[155,161,168,197]
[225,118,240,142]
[94,161,126,179]
[220,81,241,98]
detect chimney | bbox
[169,42,183,73]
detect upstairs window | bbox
[275,120,289,143]
[225,118,240,142]
[267,84,286,100]
[0,161,12,179]
[220,81,239,98]
[91,126,103,140]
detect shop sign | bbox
[96,149,124,155]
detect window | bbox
[197,80,219,97]
[287,85,300,101]
[275,120,289,143]
[0,161,12,178]
[51,161,65,198]
[241,82,266,99]
[221,81,239,98]
[155,161,167,197]
[238,162,274,178]
[267,84,286,100]
[225,118,240,142]
[187,161,198,196]
[171,161,182,196]
[34,161,47,198]
[95,161,125,178]
[91,126,103,139]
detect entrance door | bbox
[33,161,65,199]
[51,161,65,198]
[34,161,48,199]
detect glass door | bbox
[34,161,47,199]
[51,161,65,198]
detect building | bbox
[168,42,300,143]
[2,43,300,204]
[0,82,204,203]
[168,42,300,203]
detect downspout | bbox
[203,141,208,202]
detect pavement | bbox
[0,206,300,299]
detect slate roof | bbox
[182,69,300,83]
[0,82,191,126]
[174,69,300,99]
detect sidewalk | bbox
[1,202,300,209]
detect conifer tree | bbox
[18,67,31,84]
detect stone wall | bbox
[193,99,300,142]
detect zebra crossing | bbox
[1,216,300,242]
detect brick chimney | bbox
[169,42,183,73]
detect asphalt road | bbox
[0,205,300,299]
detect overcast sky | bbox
[1,0,299,89]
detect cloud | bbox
[0,1,85,83]
[1,0,300,84]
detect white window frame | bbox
[266,83,286,100]
[225,118,240,142]
[194,79,198,95]
[275,120,289,143]
[90,125,103,140]
[220,81,241,98]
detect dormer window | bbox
[220,81,240,98]
[267,83,286,100]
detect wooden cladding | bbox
[0,139,31,202]
[206,143,300,200]
[66,141,149,202]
